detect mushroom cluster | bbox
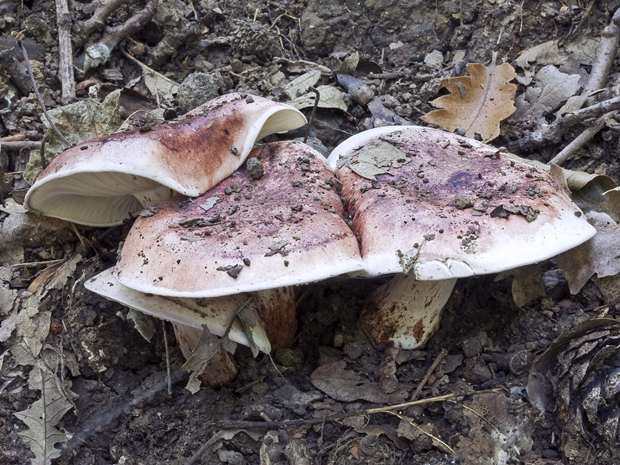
[25,95,597,384]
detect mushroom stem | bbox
[363,274,457,349]
[254,287,296,350]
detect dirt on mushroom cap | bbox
[333,126,596,279]
[114,140,364,297]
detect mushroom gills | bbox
[363,274,457,350]
[85,268,272,352]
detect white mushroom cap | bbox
[114,141,365,298]
[85,268,272,353]
[25,93,307,227]
[331,126,596,280]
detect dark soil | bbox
[2,0,620,464]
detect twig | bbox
[54,0,76,102]
[75,0,158,74]
[548,110,616,165]
[508,95,620,152]
[368,71,403,80]
[0,141,42,151]
[39,133,48,170]
[73,0,125,48]
[184,431,235,465]
[11,259,65,268]
[410,348,447,401]
[19,41,70,147]
[162,321,172,395]
[559,8,620,115]
[217,388,502,429]
[583,8,620,107]
[303,86,320,144]
[563,0,596,44]
[387,411,455,455]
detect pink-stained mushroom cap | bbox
[25,93,307,227]
[114,140,365,298]
[329,126,596,280]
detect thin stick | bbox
[583,9,620,107]
[387,411,455,455]
[54,0,76,102]
[410,348,447,401]
[549,111,616,165]
[303,86,320,144]
[508,95,620,153]
[11,259,65,268]
[0,141,43,151]
[217,388,502,429]
[184,431,231,465]
[162,321,172,395]
[39,133,48,171]
[79,0,125,44]
[19,42,70,147]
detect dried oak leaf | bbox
[14,369,73,465]
[422,62,517,142]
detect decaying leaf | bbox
[310,360,408,403]
[127,309,157,342]
[24,90,123,184]
[496,264,546,308]
[284,70,321,100]
[182,326,223,393]
[454,393,533,465]
[1,255,82,359]
[514,40,567,85]
[556,212,620,295]
[127,53,179,98]
[287,85,347,112]
[515,40,567,69]
[14,369,73,465]
[338,142,411,180]
[513,65,581,121]
[236,298,267,357]
[0,267,17,317]
[422,62,516,142]
[367,97,411,127]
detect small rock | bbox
[462,337,483,358]
[217,449,245,465]
[177,72,225,114]
[462,357,493,384]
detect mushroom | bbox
[88,140,364,381]
[24,93,306,227]
[85,269,289,385]
[328,126,597,349]
[113,140,364,298]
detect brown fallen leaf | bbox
[422,61,517,142]
[310,360,409,404]
[556,212,620,295]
